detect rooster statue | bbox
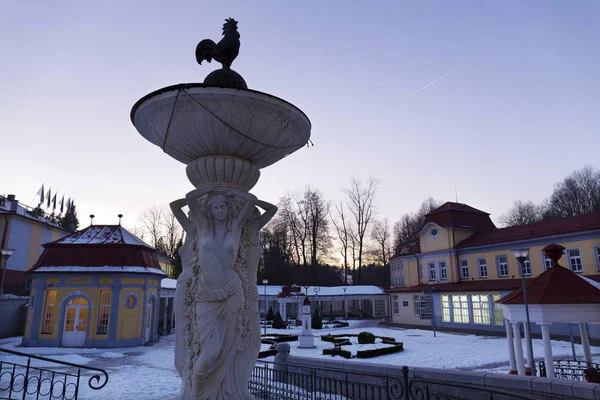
[196,18,240,69]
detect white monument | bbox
[298,296,315,348]
[131,18,311,400]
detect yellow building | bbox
[0,194,69,295]
[389,202,600,339]
[21,224,166,347]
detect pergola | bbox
[498,244,600,378]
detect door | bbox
[62,297,89,347]
[145,301,153,343]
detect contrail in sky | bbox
[407,63,468,97]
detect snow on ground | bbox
[1,320,599,400]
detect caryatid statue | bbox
[131,19,311,400]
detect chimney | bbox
[7,194,18,212]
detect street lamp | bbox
[0,248,15,298]
[313,286,320,316]
[342,287,347,322]
[512,248,536,376]
[262,279,268,335]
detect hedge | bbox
[258,349,278,358]
[356,343,404,358]
[323,348,351,359]
[261,334,298,345]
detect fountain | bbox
[130,18,311,400]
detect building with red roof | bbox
[389,202,600,341]
[21,224,167,348]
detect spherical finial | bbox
[542,243,565,268]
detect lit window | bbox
[441,295,451,322]
[428,263,437,281]
[460,260,470,279]
[478,258,488,278]
[439,262,448,280]
[471,295,490,324]
[96,290,111,334]
[42,289,57,334]
[492,294,503,325]
[567,248,583,272]
[393,296,399,314]
[451,295,469,323]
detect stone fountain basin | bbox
[131,84,311,170]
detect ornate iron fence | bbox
[250,361,570,400]
[0,347,108,400]
[539,360,600,382]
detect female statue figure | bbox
[170,186,276,400]
[170,199,196,398]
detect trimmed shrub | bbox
[356,343,404,358]
[323,347,351,359]
[272,311,285,329]
[312,309,323,330]
[258,349,278,358]
[358,331,376,344]
[266,306,274,321]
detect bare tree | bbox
[163,211,185,258]
[303,187,332,267]
[139,206,164,249]
[499,200,544,227]
[392,197,442,246]
[545,165,600,218]
[371,218,391,265]
[330,202,350,284]
[343,177,379,285]
[278,194,306,266]
[136,206,184,259]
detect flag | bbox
[38,184,45,205]
[60,196,64,214]
[46,188,51,208]
[52,193,57,210]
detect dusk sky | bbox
[2,1,599,233]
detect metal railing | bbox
[539,360,600,382]
[0,347,108,400]
[250,361,569,400]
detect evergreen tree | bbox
[172,238,183,279]
[311,308,322,329]
[58,204,80,232]
[266,306,274,321]
[272,311,284,329]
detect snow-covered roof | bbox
[259,285,385,296]
[52,225,149,247]
[161,278,177,289]
[34,266,167,276]
[155,283,385,295]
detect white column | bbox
[523,323,533,372]
[540,323,555,378]
[579,323,593,364]
[371,298,376,317]
[282,302,287,320]
[512,322,526,375]
[505,319,517,374]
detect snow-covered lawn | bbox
[1,320,599,399]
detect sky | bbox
[2,0,599,233]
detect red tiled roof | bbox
[30,224,163,274]
[391,278,524,293]
[456,212,600,248]
[497,267,600,305]
[423,202,496,231]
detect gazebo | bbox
[498,243,600,379]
